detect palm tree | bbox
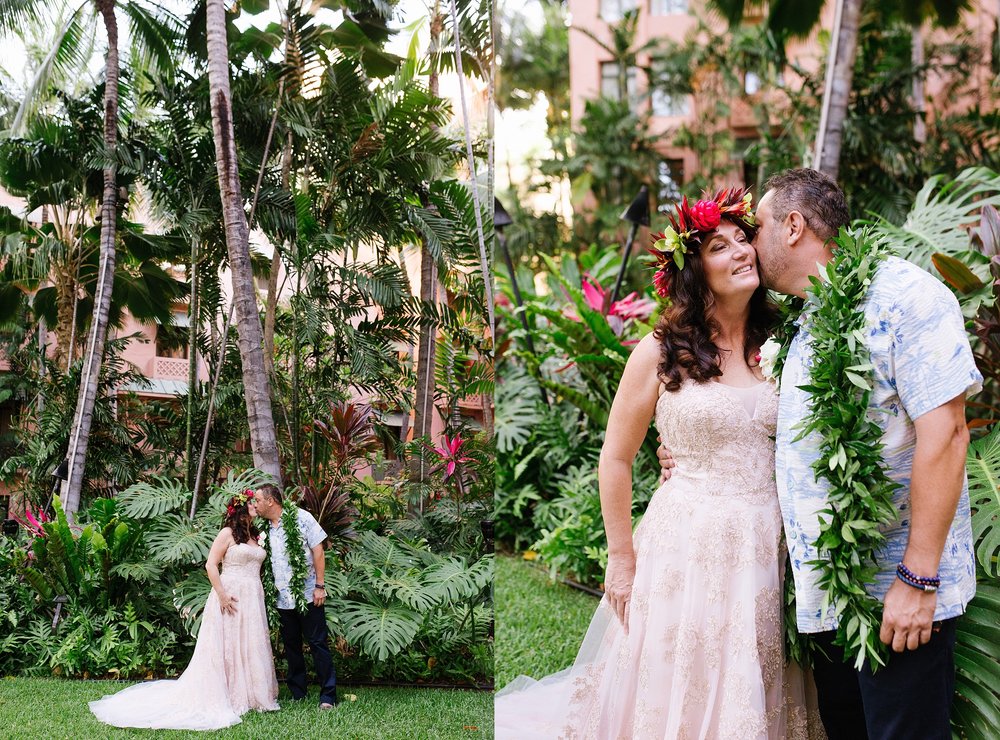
[0,0,181,520]
[0,100,186,371]
[204,0,283,485]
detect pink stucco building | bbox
[568,0,998,198]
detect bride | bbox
[495,188,823,739]
[89,492,279,730]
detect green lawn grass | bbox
[0,678,492,739]
[494,554,598,689]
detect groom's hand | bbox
[313,587,326,607]
[879,579,937,652]
[657,436,675,483]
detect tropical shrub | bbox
[324,531,493,684]
[495,245,661,571]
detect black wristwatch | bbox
[314,585,326,592]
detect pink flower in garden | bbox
[12,504,50,539]
[434,435,473,480]
[579,276,657,335]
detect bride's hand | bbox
[604,552,636,634]
[219,592,239,614]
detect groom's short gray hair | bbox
[764,168,849,242]
[259,483,282,505]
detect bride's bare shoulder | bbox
[631,332,662,364]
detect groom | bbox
[659,169,980,739]
[254,483,339,709]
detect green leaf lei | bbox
[773,227,900,671]
[262,502,311,615]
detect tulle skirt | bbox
[89,572,279,731]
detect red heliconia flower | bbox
[577,275,657,335]
[434,435,473,479]
[13,504,50,539]
[653,268,671,298]
[689,199,721,231]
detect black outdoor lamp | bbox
[45,458,69,518]
[495,197,548,406]
[608,185,652,307]
[480,519,495,639]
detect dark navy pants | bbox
[278,604,338,705]
[811,617,957,740]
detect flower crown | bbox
[647,186,756,297]
[225,490,254,518]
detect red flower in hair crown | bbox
[647,186,756,297]
[226,490,253,517]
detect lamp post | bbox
[46,458,69,518]
[495,197,548,405]
[481,518,494,639]
[608,185,651,307]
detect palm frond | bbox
[967,424,1000,577]
[954,583,1000,736]
[870,167,1000,270]
[146,513,215,565]
[334,598,422,661]
[171,569,213,637]
[115,476,190,519]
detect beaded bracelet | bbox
[896,562,940,593]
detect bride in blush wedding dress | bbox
[495,189,824,739]
[89,493,279,731]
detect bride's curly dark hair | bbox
[224,495,259,546]
[654,220,778,391]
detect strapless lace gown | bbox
[90,542,280,730]
[496,379,825,739]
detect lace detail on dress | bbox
[495,376,825,740]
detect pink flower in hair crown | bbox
[689,199,721,231]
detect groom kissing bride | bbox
[495,168,979,739]
[89,483,336,731]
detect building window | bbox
[651,88,689,117]
[650,0,687,15]
[155,324,189,360]
[600,0,639,22]
[657,160,685,205]
[734,138,760,193]
[600,62,640,109]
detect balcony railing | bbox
[151,356,189,380]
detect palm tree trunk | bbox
[185,237,200,490]
[814,0,861,179]
[911,22,926,145]
[205,0,282,485]
[412,2,443,491]
[62,0,119,521]
[395,243,413,447]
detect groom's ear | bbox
[786,210,807,247]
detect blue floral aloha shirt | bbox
[267,506,327,610]
[776,256,983,633]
